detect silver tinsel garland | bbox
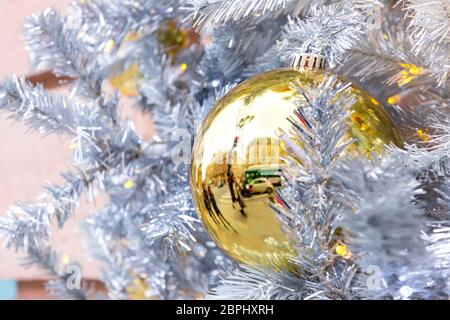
[0,0,449,300]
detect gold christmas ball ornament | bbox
[126,276,158,300]
[190,56,403,271]
[108,22,199,95]
[107,32,142,97]
[156,19,200,62]
[109,63,141,97]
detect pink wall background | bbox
[0,0,154,281]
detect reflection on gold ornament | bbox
[190,67,403,271]
[416,129,431,142]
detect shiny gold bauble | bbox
[126,276,159,300]
[156,20,200,62]
[127,276,151,300]
[190,67,404,271]
[110,63,141,97]
[108,33,142,97]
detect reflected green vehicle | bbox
[244,164,282,187]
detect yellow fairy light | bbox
[104,32,139,54]
[335,244,351,259]
[400,63,422,75]
[397,63,424,86]
[180,63,188,71]
[103,39,116,54]
[123,179,134,189]
[62,254,70,265]
[69,142,77,150]
[399,74,414,86]
[417,129,431,142]
[387,94,401,105]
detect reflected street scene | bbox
[204,138,282,220]
[190,70,304,270]
[194,136,295,269]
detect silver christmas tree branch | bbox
[141,187,199,258]
[0,203,89,299]
[210,262,357,300]
[213,75,358,300]
[334,155,437,299]
[0,76,120,148]
[425,221,450,270]
[183,0,289,29]
[403,0,450,43]
[70,0,173,28]
[277,2,378,67]
[43,173,86,228]
[24,8,90,78]
[342,6,450,89]
[393,122,450,176]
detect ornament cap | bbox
[291,53,326,70]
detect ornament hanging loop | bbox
[291,53,326,70]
